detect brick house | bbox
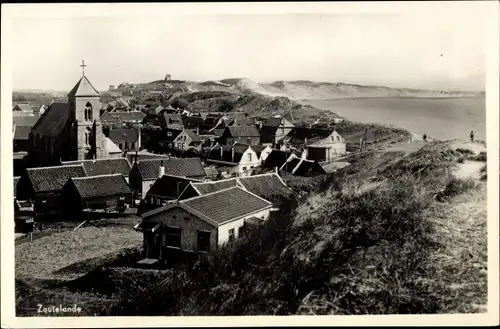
[128,158,206,198]
[172,129,203,152]
[61,174,133,213]
[135,186,273,261]
[16,164,88,216]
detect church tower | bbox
[68,61,106,160]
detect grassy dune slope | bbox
[102,141,487,315]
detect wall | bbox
[141,180,156,199]
[235,148,260,175]
[34,191,62,215]
[146,207,218,255]
[217,208,270,245]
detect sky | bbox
[7,2,489,92]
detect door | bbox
[146,232,161,259]
[197,231,211,252]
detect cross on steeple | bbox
[80,60,87,76]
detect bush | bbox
[434,177,478,202]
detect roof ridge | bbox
[192,178,237,186]
[71,173,124,180]
[158,174,203,181]
[28,163,85,171]
[180,185,241,201]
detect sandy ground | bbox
[453,160,484,180]
[448,140,486,155]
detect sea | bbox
[302,97,486,142]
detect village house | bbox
[146,104,164,116]
[250,144,273,165]
[160,113,184,131]
[172,129,203,152]
[100,111,146,126]
[61,158,132,183]
[13,116,40,152]
[261,149,299,171]
[182,115,205,131]
[280,154,326,177]
[180,172,296,208]
[61,174,133,214]
[203,166,219,180]
[287,128,347,162]
[206,143,260,178]
[135,186,273,261]
[142,175,203,212]
[16,164,88,217]
[259,117,295,145]
[107,127,141,153]
[129,157,206,198]
[218,126,261,146]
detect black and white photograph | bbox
[1,1,499,327]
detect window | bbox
[85,132,88,146]
[336,136,340,141]
[242,167,247,171]
[119,143,123,150]
[125,141,129,150]
[247,153,252,162]
[228,228,235,242]
[167,131,173,137]
[131,142,135,150]
[84,102,93,121]
[166,227,181,248]
[197,231,211,252]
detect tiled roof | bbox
[203,166,219,176]
[259,126,279,144]
[137,158,206,180]
[182,115,204,129]
[181,186,272,225]
[212,129,225,137]
[207,143,249,164]
[13,116,39,128]
[27,164,87,193]
[293,159,326,176]
[61,158,131,177]
[231,118,255,127]
[226,126,260,138]
[191,178,238,195]
[262,149,296,169]
[108,128,139,142]
[283,156,301,174]
[13,104,34,112]
[262,117,282,128]
[31,102,71,137]
[101,111,146,123]
[237,173,295,201]
[146,175,202,199]
[251,145,267,158]
[288,127,336,146]
[68,76,100,97]
[14,125,32,141]
[184,129,202,143]
[163,114,184,130]
[69,174,131,199]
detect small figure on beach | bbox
[423,133,428,142]
[470,130,474,142]
[359,127,368,152]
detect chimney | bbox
[196,127,199,135]
[220,145,223,158]
[301,148,307,160]
[231,143,236,162]
[137,127,141,151]
[304,137,308,145]
[275,166,279,175]
[159,160,165,178]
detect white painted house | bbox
[206,143,261,178]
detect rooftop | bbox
[68,76,100,97]
[137,158,206,180]
[69,174,131,198]
[27,164,87,192]
[61,158,131,177]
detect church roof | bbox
[31,102,71,137]
[68,75,100,97]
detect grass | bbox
[102,142,487,316]
[15,226,142,280]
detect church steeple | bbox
[68,61,105,160]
